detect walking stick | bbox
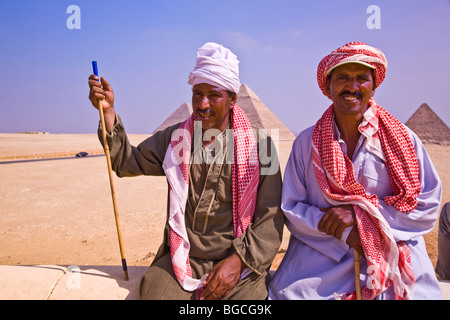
[354,250,361,300]
[92,61,129,281]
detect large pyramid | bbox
[237,84,295,140]
[405,103,450,145]
[152,102,193,134]
[153,84,295,140]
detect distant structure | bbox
[17,131,49,135]
[236,84,295,141]
[405,103,450,145]
[153,84,295,140]
[152,102,193,134]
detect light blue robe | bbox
[269,123,442,300]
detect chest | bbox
[343,137,394,199]
[186,145,234,235]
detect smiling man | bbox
[268,42,442,300]
[88,42,284,300]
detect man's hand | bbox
[346,226,364,256]
[200,253,245,300]
[319,205,364,255]
[318,204,356,239]
[88,75,116,132]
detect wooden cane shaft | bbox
[354,250,361,300]
[98,100,129,281]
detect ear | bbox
[229,92,237,108]
[325,77,331,96]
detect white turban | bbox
[188,42,241,94]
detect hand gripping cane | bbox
[92,61,129,281]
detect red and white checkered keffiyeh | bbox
[162,105,259,293]
[317,41,387,99]
[312,100,420,300]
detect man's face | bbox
[192,83,237,132]
[326,63,376,120]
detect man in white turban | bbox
[88,42,284,300]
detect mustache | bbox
[339,91,362,98]
[196,109,215,116]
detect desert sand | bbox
[0,133,448,274]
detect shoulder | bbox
[296,125,315,141]
[291,125,315,153]
[150,121,184,141]
[139,121,184,153]
[152,122,184,137]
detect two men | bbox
[269,42,442,300]
[89,41,443,300]
[88,42,284,300]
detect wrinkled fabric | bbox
[162,106,259,292]
[98,115,284,300]
[268,122,442,300]
[188,42,241,94]
[311,103,420,299]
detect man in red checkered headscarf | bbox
[269,42,443,300]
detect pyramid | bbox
[405,103,450,145]
[153,84,295,140]
[152,102,193,134]
[237,84,295,141]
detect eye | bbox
[336,75,348,81]
[357,75,370,83]
[208,93,221,100]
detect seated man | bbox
[88,42,284,300]
[269,42,442,300]
[436,202,450,280]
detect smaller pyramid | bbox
[405,103,450,145]
[152,102,193,134]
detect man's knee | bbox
[439,202,450,231]
[436,202,450,280]
[139,254,194,300]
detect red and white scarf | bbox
[162,105,259,293]
[312,99,420,299]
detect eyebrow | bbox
[192,87,225,95]
[332,70,372,78]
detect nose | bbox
[347,78,359,92]
[200,96,210,109]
